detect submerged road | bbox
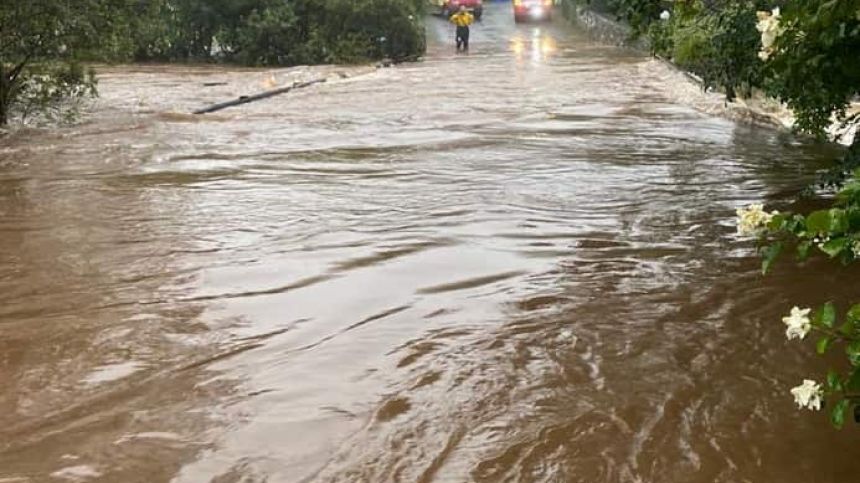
[1,5,859,483]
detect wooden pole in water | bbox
[193,78,328,115]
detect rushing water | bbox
[2,6,859,483]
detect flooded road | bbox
[2,6,859,482]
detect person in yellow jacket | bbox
[449,6,475,52]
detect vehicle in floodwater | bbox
[430,0,484,20]
[513,0,552,22]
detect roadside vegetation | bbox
[569,0,860,427]
[0,0,426,126]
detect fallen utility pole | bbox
[193,78,328,115]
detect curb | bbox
[564,5,795,132]
[193,57,420,115]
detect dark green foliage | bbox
[11,63,98,124]
[764,0,860,137]
[214,1,303,65]
[692,2,765,100]
[648,1,767,100]
[0,1,114,125]
[610,0,663,32]
[805,138,860,193]
[113,0,426,65]
[573,0,663,32]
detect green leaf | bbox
[845,367,860,391]
[828,370,843,391]
[847,341,860,366]
[831,399,849,429]
[846,209,860,231]
[785,214,805,233]
[816,302,837,328]
[840,305,860,337]
[847,304,860,323]
[805,210,832,233]
[829,209,849,233]
[818,336,832,354]
[837,184,860,204]
[820,237,848,257]
[761,242,783,275]
[767,213,786,231]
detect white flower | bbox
[660,10,671,21]
[790,379,823,411]
[756,7,782,61]
[852,240,860,257]
[782,306,812,340]
[736,203,776,236]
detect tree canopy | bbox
[0,1,117,124]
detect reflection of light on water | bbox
[261,73,278,89]
[540,37,557,55]
[509,30,557,62]
[510,37,526,56]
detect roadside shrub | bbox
[303,0,425,63]
[217,3,302,65]
[0,1,105,125]
[659,1,764,100]
[670,15,713,68]
[647,13,673,55]
[610,0,663,33]
[764,0,860,136]
[6,63,97,125]
[122,0,425,66]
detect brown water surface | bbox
[2,8,859,483]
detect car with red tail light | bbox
[513,0,552,22]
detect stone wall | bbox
[562,3,647,49]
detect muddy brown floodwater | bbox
[2,6,860,483]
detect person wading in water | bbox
[449,5,474,52]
